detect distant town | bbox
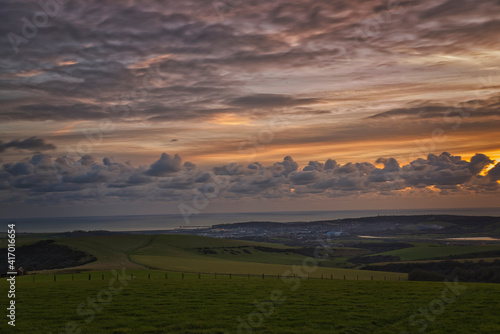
[163,215,500,246]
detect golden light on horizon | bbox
[2,0,500,216]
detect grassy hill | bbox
[54,234,153,271]
[7,231,500,283]
[3,273,500,333]
[3,232,500,333]
[8,231,500,279]
[50,234,401,280]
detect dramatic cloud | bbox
[1,0,499,214]
[0,152,498,207]
[2,0,499,125]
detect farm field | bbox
[130,253,401,279]
[33,234,398,279]
[370,244,500,261]
[7,233,500,279]
[2,224,500,333]
[3,272,500,333]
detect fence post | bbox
[229,273,232,279]
[198,273,201,279]
[331,274,333,280]
[148,273,150,279]
[371,276,373,281]
[344,275,346,280]
[262,273,264,279]
[277,273,280,279]
[131,274,133,280]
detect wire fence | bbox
[10,271,407,282]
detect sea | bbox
[2,207,500,233]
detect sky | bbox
[0,0,499,218]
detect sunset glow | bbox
[1,0,499,217]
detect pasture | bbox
[3,272,500,333]
[370,244,500,261]
[2,233,500,333]
[38,234,402,279]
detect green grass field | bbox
[10,233,500,273]
[3,271,500,333]
[370,244,500,261]
[3,233,500,333]
[13,233,500,280]
[34,234,399,280]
